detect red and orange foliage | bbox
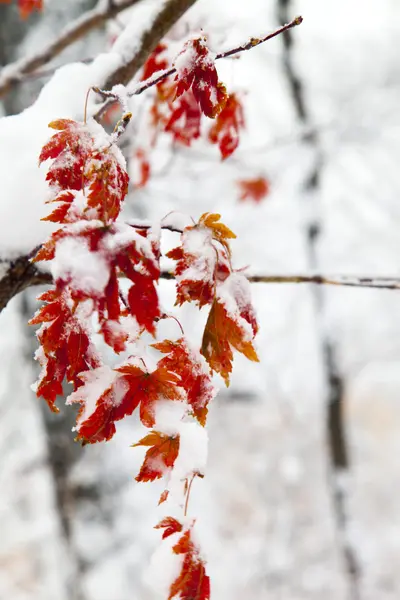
[29,32,259,600]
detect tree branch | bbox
[95,15,303,120]
[103,0,199,91]
[0,0,144,98]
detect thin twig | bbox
[94,16,303,120]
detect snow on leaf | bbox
[115,363,183,428]
[153,338,215,426]
[169,528,210,600]
[208,93,245,159]
[201,274,259,385]
[29,288,101,410]
[39,119,93,192]
[133,430,180,482]
[238,176,270,203]
[167,213,233,307]
[173,35,227,118]
[39,118,129,225]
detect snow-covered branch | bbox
[0,0,144,98]
[3,261,400,314]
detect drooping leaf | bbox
[133,431,180,482]
[169,528,210,600]
[173,35,227,118]
[201,274,259,385]
[208,94,245,159]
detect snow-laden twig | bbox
[94,16,303,120]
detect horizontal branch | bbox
[3,257,400,311]
[0,0,144,98]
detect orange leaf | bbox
[133,431,180,482]
[201,274,259,385]
[238,177,269,203]
[115,364,183,428]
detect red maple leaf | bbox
[169,528,210,600]
[33,223,160,348]
[174,35,227,118]
[153,338,215,425]
[70,361,183,444]
[133,431,180,482]
[29,288,101,410]
[201,274,259,385]
[238,176,270,203]
[116,364,183,428]
[208,94,245,159]
[39,119,93,192]
[167,213,234,308]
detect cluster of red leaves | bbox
[31,33,260,600]
[69,336,214,445]
[131,39,245,188]
[167,214,259,384]
[32,118,161,415]
[0,0,42,19]
[39,119,129,224]
[29,287,101,411]
[155,519,210,600]
[238,176,270,203]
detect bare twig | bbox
[0,0,144,98]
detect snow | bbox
[67,365,118,427]
[52,237,110,295]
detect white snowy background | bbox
[1,0,400,599]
